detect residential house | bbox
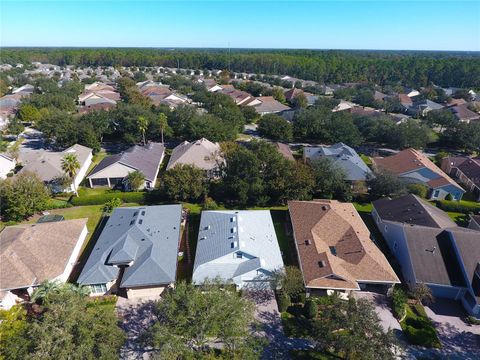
[284,88,318,106]
[275,142,295,161]
[245,96,291,115]
[192,210,284,289]
[12,84,34,95]
[321,85,334,96]
[18,144,92,193]
[373,90,387,102]
[441,156,480,201]
[220,86,253,105]
[469,215,480,231]
[166,138,223,178]
[139,84,189,108]
[372,148,465,200]
[407,99,444,117]
[446,98,467,107]
[0,219,88,309]
[77,205,183,298]
[284,88,303,102]
[396,94,413,110]
[372,194,480,318]
[332,100,357,112]
[304,143,373,190]
[0,153,15,179]
[201,79,223,92]
[87,142,165,189]
[0,94,25,128]
[288,200,399,296]
[78,82,120,109]
[449,104,480,123]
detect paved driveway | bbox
[116,297,157,360]
[352,291,402,333]
[244,290,312,360]
[420,299,480,359]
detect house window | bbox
[384,225,388,233]
[89,284,107,295]
[329,246,337,256]
[433,190,440,198]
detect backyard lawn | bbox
[46,205,104,238]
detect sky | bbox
[1,1,479,51]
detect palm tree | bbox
[31,280,90,304]
[31,280,62,304]
[61,153,81,196]
[137,115,149,146]
[411,283,435,305]
[158,113,168,144]
[126,170,145,191]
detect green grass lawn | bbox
[359,153,373,167]
[46,205,105,241]
[281,311,311,338]
[270,209,298,266]
[400,303,442,348]
[352,201,373,213]
[446,211,470,226]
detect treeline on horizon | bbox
[1,48,480,88]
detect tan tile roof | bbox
[0,219,88,291]
[288,200,399,290]
[372,148,463,190]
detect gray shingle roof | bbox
[373,194,457,229]
[403,226,479,288]
[77,205,182,288]
[304,143,373,181]
[88,142,165,182]
[18,144,92,183]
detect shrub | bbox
[445,193,453,201]
[304,300,318,319]
[403,324,439,347]
[407,183,428,198]
[71,192,145,206]
[465,315,480,325]
[202,197,219,210]
[436,200,480,214]
[103,197,122,213]
[291,292,306,304]
[278,292,291,312]
[391,285,407,319]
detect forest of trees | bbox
[2,48,479,88]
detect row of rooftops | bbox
[1,195,477,303]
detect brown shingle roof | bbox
[373,148,462,190]
[0,219,88,291]
[288,200,399,290]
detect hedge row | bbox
[71,192,145,206]
[436,200,480,214]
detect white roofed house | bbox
[192,210,284,289]
[0,153,16,179]
[166,138,224,179]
